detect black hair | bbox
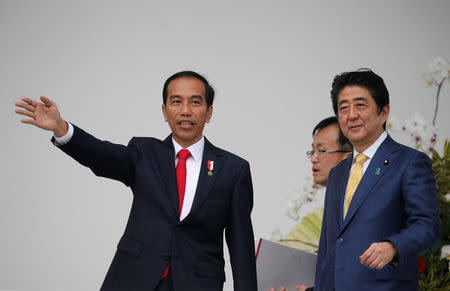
[162,71,215,108]
[312,116,353,152]
[330,69,389,129]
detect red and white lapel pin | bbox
[208,160,214,176]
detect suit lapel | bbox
[155,135,180,217]
[340,136,399,234]
[182,138,222,223]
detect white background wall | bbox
[1,0,449,290]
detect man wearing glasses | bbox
[271,116,352,291]
[308,116,353,187]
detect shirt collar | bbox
[352,131,388,162]
[172,136,205,162]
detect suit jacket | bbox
[314,135,440,291]
[54,125,257,291]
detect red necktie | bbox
[176,149,191,215]
[161,149,191,279]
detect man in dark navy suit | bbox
[15,71,257,291]
[314,70,440,291]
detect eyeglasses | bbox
[306,149,351,158]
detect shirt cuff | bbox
[53,122,74,146]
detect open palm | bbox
[15,96,65,133]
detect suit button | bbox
[337,237,343,243]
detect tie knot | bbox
[178,149,191,160]
[355,154,368,165]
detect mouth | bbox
[178,120,194,129]
[312,167,320,175]
[349,124,363,131]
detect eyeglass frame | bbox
[306,149,352,158]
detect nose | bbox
[180,101,191,115]
[310,153,318,163]
[349,105,358,120]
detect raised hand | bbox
[15,96,68,137]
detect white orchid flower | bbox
[422,72,437,86]
[441,245,450,260]
[429,56,448,73]
[445,193,450,202]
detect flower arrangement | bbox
[372,57,450,290]
[418,140,450,290]
[381,57,450,290]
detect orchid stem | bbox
[433,77,446,126]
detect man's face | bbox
[162,77,213,148]
[311,124,351,186]
[337,86,389,152]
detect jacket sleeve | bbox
[314,168,332,290]
[225,161,258,291]
[52,124,138,187]
[386,151,441,264]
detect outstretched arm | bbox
[15,96,68,137]
[15,95,138,186]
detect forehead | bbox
[337,85,374,103]
[313,124,339,147]
[167,77,206,96]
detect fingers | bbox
[296,285,308,291]
[360,244,375,265]
[373,257,387,270]
[40,95,54,106]
[17,96,53,109]
[360,242,396,269]
[15,101,35,112]
[20,97,39,107]
[270,286,290,291]
[368,254,383,269]
[15,108,35,119]
[21,118,37,126]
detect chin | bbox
[313,178,323,186]
[347,133,364,144]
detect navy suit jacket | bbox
[314,135,440,291]
[54,125,257,291]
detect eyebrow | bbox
[169,95,204,100]
[338,96,367,106]
[312,142,326,147]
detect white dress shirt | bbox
[172,137,204,221]
[53,122,203,221]
[344,131,387,215]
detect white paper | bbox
[256,238,317,290]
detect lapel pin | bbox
[384,159,389,165]
[208,160,214,176]
[375,168,381,175]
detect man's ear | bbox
[205,105,213,123]
[162,104,168,122]
[380,104,390,123]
